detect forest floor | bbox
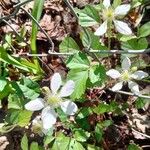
[0,0,150,150]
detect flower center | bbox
[121,71,130,81]
[103,8,114,21]
[47,95,62,108]
[42,86,62,108]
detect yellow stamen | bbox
[103,8,114,21]
[121,70,130,81]
[47,95,62,108]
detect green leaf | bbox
[44,135,55,146]
[59,37,80,53]
[77,5,100,27]
[109,101,119,112]
[101,120,113,128]
[56,107,68,123]
[120,35,137,42]
[89,65,106,84]
[77,107,93,119]
[67,69,88,99]
[31,0,44,52]
[87,144,102,150]
[131,0,142,8]
[51,134,70,150]
[30,0,44,73]
[66,52,106,98]
[30,142,39,150]
[121,38,148,50]
[100,120,113,128]
[20,25,27,38]
[3,34,12,49]
[66,52,90,69]
[5,34,12,44]
[0,46,40,73]
[95,124,103,142]
[0,46,30,71]
[128,143,141,150]
[51,135,85,150]
[6,110,20,124]
[8,94,23,109]
[17,110,32,127]
[71,140,85,150]
[74,129,90,142]
[0,84,12,100]
[6,110,32,126]
[76,118,90,130]
[81,29,108,50]
[0,77,7,92]
[93,103,110,114]
[19,58,42,74]
[17,83,39,100]
[135,98,146,109]
[22,77,40,93]
[21,134,28,150]
[138,21,150,38]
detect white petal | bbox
[60,100,78,115]
[94,21,108,36]
[114,20,132,35]
[41,107,57,129]
[106,69,121,79]
[122,57,131,70]
[50,73,62,94]
[25,98,45,111]
[131,71,148,80]
[115,4,131,16]
[111,82,123,91]
[59,80,75,97]
[103,0,110,8]
[128,81,140,94]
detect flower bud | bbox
[131,66,137,72]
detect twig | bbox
[13,0,33,8]
[12,47,150,57]
[141,145,150,148]
[0,0,33,22]
[2,19,21,37]
[28,52,73,56]
[2,19,29,45]
[20,7,54,52]
[132,128,150,139]
[89,49,150,54]
[109,89,150,99]
[37,57,54,74]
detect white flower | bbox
[25,73,78,131]
[95,0,132,36]
[106,57,148,94]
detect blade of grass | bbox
[30,0,44,73]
